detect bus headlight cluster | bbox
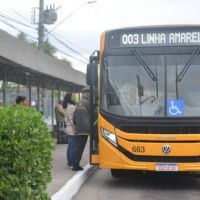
[101,128,117,147]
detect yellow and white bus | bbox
[87,26,200,177]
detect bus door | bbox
[86,51,100,165]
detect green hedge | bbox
[0,105,55,200]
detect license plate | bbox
[155,164,178,171]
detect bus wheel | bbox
[111,169,124,178]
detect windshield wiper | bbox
[176,47,200,82]
[130,49,157,81]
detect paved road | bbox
[47,142,90,197]
[73,169,200,200]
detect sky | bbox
[0,0,200,72]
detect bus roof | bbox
[105,24,200,34]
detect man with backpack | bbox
[72,87,91,171]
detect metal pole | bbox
[38,0,44,50]
[37,85,40,111]
[3,70,7,105]
[29,80,31,107]
[51,89,54,129]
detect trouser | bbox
[72,135,88,168]
[67,135,76,165]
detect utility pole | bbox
[37,0,58,50]
[38,0,44,50]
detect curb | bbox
[51,164,98,200]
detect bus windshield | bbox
[101,50,200,117]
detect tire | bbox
[111,169,125,178]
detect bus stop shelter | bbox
[0,30,86,127]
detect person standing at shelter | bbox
[72,87,91,171]
[63,93,76,168]
[55,100,65,131]
[15,96,29,107]
[55,100,66,143]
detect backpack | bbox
[73,99,91,133]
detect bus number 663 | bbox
[132,146,145,153]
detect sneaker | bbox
[72,166,83,171]
[67,164,72,168]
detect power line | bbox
[2,8,32,24]
[2,10,91,55]
[52,31,91,54]
[10,9,32,24]
[0,10,88,65]
[45,1,97,37]
[44,27,89,62]
[49,32,88,61]
[0,17,86,65]
[55,46,87,64]
[0,13,36,29]
[0,15,88,63]
[1,8,90,60]
[45,3,85,37]
[0,18,37,41]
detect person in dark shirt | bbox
[72,87,90,171]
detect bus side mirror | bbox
[86,63,98,87]
[93,63,98,88]
[86,64,92,85]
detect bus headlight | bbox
[101,128,117,147]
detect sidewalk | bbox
[47,141,90,197]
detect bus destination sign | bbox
[119,31,200,47]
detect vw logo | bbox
[162,144,171,154]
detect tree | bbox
[17,32,37,48]
[61,58,72,67]
[17,32,28,42]
[0,105,55,199]
[17,32,56,56]
[42,38,56,56]
[16,32,71,65]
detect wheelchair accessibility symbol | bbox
[167,100,184,117]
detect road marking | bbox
[51,164,98,200]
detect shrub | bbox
[0,105,55,200]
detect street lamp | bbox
[45,1,97,37]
